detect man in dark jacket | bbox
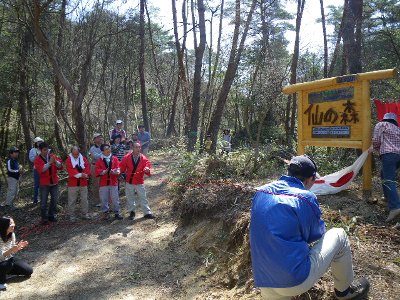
[2,147,21,207]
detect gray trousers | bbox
[40,184,59,220]
[68,186,89,217]
[5,177,19,206]
[99,186,120,213]
[260,228,354,300]
[125,183,151,215]
[90,165,100,204]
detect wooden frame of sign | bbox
[283,68,398,192]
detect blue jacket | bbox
[250,175,326,288]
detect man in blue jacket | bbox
[250,155,369,300]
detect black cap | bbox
[9,147,19,154]
[288,155,317,178]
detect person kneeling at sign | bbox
[120,141,155,220]
[250,155,370,300]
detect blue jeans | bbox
[33,169,40,202]
[381,153,400,210]
[40,184,59,220]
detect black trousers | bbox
[0,257,33,284]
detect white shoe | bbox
[0,283,7,290]
[386,208,400,222]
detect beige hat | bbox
[116,120,123,124]
[93,133,103,140]
[33,137,44,143]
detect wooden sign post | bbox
[283,68,398,192]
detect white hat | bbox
[33,137,44,143]
[93,133,103,139]
[116,120,123,124]
[383,112,398,123]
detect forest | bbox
[0,0,398,163]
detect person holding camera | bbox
[34,142,63,225]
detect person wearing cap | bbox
[372,112,400,222]
[120,141,155,220]
[90,133,104,207]
[34,142,63,224]
[1,147,21,207]
[29,137,44,204]
[109,120,127,141]
[137,125,151,155]
[95,144,123,220]
[65,146,91,221]
[250,155,370,300]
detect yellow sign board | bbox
[283,69,398,191]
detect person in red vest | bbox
[95,144,123,220]
[65,146,91,222]
[33,142,63,225]
[120,141,155,220]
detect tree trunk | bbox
[54,0,67,153]
[286,0,306,145]
[187,0,206,151]
[139,0,150,131]
[207,0,257,153]
[342,0,363,74]
[17,27,32,160]
[172,0,191,136]
[320,0,328,77]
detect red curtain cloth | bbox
[374,99,400,121]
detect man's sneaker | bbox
[0,283,7,290]
[335,278,370,300]
[81,214,91,220]
[143,214,155,219]
[386,208,400,222]
[102,212,110,220]
[129,211,136,220]
[114,213,123,220]
[48,217,57,222]
[95,203,101,208]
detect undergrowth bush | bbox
[166,142,363,197]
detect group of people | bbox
[0,120,153,290]
[3,112,400,297]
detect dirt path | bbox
[1,154,206,299]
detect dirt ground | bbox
[0,152,400,299]
[0,154,210,299]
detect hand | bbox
[17,240,29,250]
[49,156,55,164]
[100,170,107,176]
[111,169,120,175]
[144,167,150,173]
[82,173,89,179]
[368,145,373,154]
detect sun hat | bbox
[383,112,398,123]
[93,133,103,140]
[33,137,44,143]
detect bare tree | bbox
[187,0,206,151]
[207,0,258,153]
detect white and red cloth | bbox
[310,150,369,195]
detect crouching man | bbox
[250,155,370,300]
